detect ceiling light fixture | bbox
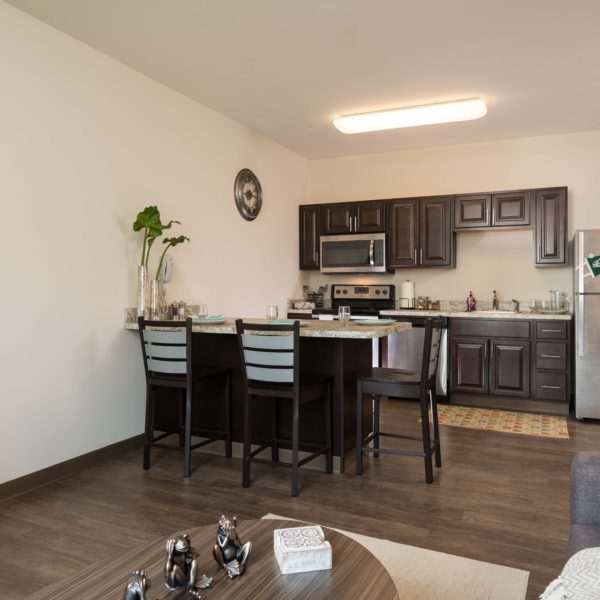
[333,98,487,134]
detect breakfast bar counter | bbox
[127,317,410,472]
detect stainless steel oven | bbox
[320,233,386,274]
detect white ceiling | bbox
[7,0,600,159]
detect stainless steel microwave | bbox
[320,233,386,273]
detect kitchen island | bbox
[126,317,411,472]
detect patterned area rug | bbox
[437,404,569,439]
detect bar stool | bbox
[138,317,231,477]
[356,317,444,483]
[235,319,333,497]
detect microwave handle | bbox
[369,239,375,266]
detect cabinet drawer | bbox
[451,319,530,339]
[536,341,567,370]
[536,372,567,401]
[536,321,567,340]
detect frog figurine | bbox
[212,515,252,579]
[164,532,212,598]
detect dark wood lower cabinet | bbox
[449,318,570,415]
[450,337,487,393]
[489,340,530,397]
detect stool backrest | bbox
[421,318,445,385]
[138,317,191,377]
[235,320,299,385]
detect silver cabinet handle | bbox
[354,216,358,232]
[420,248,423,264]
[540,354,561,358]
[486,208,489,224]
[484,341,487,358]
[369,239,375,266]
[491,207,495,224]
[541,329,561,333]
[414,249,417,264]
[316,250,319,267]
[541,385,562,389]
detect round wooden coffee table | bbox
[29,519,399,599]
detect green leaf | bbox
[133,206,162,237]
[162,235,190,247]
[161,220,180,231]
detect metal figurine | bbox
[164,532,213,598]
[213,515,252,579]
[123,569,151,600]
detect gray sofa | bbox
[569,452,600,557]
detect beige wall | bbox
[302,130,600,305]
[0,2,306,484]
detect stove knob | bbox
[335,290,341,295]
[342,289,348,294]
[375,289,380,295]
[383,290,388,295]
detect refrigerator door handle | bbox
[578,294,585,357]
[578,231,584,293]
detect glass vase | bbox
[148,279,164,320]
[136,265,148,317]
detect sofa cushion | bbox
[568,524,600,558]
[541,547,600,600]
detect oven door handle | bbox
[369,239,375,266]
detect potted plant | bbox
[133,206,189,317]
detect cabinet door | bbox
[450,337,488,393]
[454,194,491,229]
[355,200,385,233]
[420,196,454,266]
[299,205,320,270]
[321,203,354,235]
[386,199,419,268]
[489,339,530,397]
[535,188,567,265]
[492,191,531,227]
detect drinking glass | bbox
[338,305,351,326]
[266,305,279,320]
[197,304,208,318]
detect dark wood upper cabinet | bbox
[321,200,385,235]
[387,196,454,269]
[420,196,454,266]
[299,205,320,270]
[321,203,354,235]
[535,187,567,266]
[454,189,531,229]
[492,191,531,227]
[355,201,385,233]
[387,199,419,268]
[489,339,530,397]
[454,194,491,229]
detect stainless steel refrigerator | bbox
[574,230,600,419]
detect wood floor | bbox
[1,400,599,600]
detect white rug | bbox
[262,514,529,600]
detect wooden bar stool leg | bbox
[325,380,333,474]
[419,390,434,484]
[143,385,153,470]
[373,394,380,458]
[242,391,251,488]
[224,371,232,458]
[356,380,364,475]
[179,389,186,448]
[272,399,279,462]
[183,388,193,478]
[291,396,300,497]
[430,390,442,468]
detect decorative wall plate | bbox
[234,168,262,221]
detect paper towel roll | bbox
[399,280,415,308]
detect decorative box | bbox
[273,525,332,575]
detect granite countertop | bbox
[379,309,572,320]
[125,317,411,339]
